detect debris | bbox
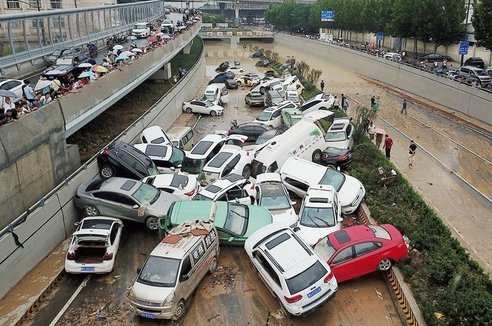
[375,289,383,300]
[353,287,359,292]
[209,265,238,288]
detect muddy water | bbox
[203,37,492,272]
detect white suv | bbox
[193,173,256,204]
[294,185,343,246]
[244,223,338,317]
[299,93,335,115]
[325,117,354,150]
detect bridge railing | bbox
[0,0,166,73]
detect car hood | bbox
[149,192,180,216]
[338,175,364,206]
[244,206,273,237]
[133,28,147,32]
[296,224,341,246]
[132,281,173,304]
[270,208,297,226]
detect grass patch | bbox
[170,36,203,76]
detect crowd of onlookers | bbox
[0,13,200,126]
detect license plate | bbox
[81,266,95,272]
[307,286,321,298]
[139,312,156,319]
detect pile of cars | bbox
[67,69,409,321]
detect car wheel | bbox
[100,164,115,179]
[312,149,322,163]
[210,110,217,117]
[172,300,186,320]
[377,258,392,271]
[242,164,251,178]
[209,256,218,274]
[84,205,99,217]
[145,216,159,231]
[185,107,192,114]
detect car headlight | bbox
[164,292,174,304]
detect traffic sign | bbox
[321,11,334,22]
[459,40,469,55]
[376,32,384,41]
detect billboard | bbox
[321,10,334,22]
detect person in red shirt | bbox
[383,134,393,159]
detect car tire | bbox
[185,107,192,114]
[145,216,159,231]
[84,205,99,217]
[172,300,186,320]
[312,149,322,163]
[210,110,217,117]
[209,256,218,274]
[242,164,251,178]
[377,258,392,271]
[100,164,115,179]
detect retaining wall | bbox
[0,49,206,300]
[276,34,492,125]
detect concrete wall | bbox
[276,34,492,125]
[0,49,206,300]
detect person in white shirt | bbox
[2,97,15,115]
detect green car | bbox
[162,201,273,245]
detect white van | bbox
[129,220,219,320]
[282,75,304,95]
[203,83,230,106]
[250,111,334,178]
[167,126,194,150]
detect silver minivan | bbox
[128,220,219,320]
[167,126,194,150]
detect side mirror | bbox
[228,236,234,242]
[137,267,141,274]
[133,204,139,209]
[180,274,189,282]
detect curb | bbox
[359,203,426,326]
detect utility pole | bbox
[461,0,472,66]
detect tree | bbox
[472,0,492,50]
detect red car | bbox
[314,224,408,283]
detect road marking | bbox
[49,275,91,326]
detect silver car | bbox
[74,177,179,230]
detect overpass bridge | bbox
[200,28,274,41]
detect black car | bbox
[464,57,485,69]
[97,140,159,180]
[229,122,273,143]
[319,147,353,169]
[255,127,286,146]
[42,53,89,79]
[215,62,229,72]
[419,53,452,63]
[45,47,83,66]
[225,79,239,89]
[209,73,230,85]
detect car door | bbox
[109,221,123,256]
[222,154,240,177]
[329,246,356,282]
[178,255,195,299]
[192,101,206,114]
[352,241,382,278]
[220,88,230,104]
[190,241,208,288]
[91,191,124,217]
[113,194,141,222]
[252,250,283,297]
[225,185,250,204]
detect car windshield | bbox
[326,131,347,142]
[170,148,185,165]
[132,183,160,204]
[313,237,337,261]
[300,207,336,228]
[256,131,275,145]
[319,169,345,191]
[207,152,233,168]
[138,256,180,287]
[476,70,487,77]
[134,23,146,29]
[256,111,272,121]
[181,157,206,174]
[55,58,72,65]
[259,183,291,210]
[286,261,327,294]
[224,203,249,235]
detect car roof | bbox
[199,174,245,197]
[96,177,141,194]
[145,174,186,188]
[169,201,229,227]
[328,225,380,248]
[256,172,282,183]
[133,143,172,160]
[188,134,225,158]
[328,120,350,132]
[141,125,170,144]
[303,110,333,121]
[305,185,336,207]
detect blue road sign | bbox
[321,11,334,22]
[459,40,469,55]
[376,32,384,41]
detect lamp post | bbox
[461,0,472,66]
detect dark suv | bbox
[97,140,159,180]
[464,57,485,69]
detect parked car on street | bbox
[458,66,491,86]
[245,89,265,107]
[132,22,151,38]
[324,118,354,150]
[419,53,451,63]
[281,157,365,215]
[140,125,172,145]
[74,177,179,230]
[255,173,297,226]
[294,185,343,246]
[464,57,485,69]
[0,79,25,103]
[319,147,353,169]
[97,140,159,179]
[65,217,123,274]
[163,201,273,245]
[181,133,226,175]
[227,66,244,74]
[133,143,185,174]
[194,173,255,204]
[229,122,272,143]
[224,79,239,89]
[142,173,200,200]
[182,100,224,116]
[314,224,409,283]
[235,75,260,86]
[265,90,284,107]
[45,47,83,66]
[254,106,284,128]
[244,223,338,317]
[42,53,89,79]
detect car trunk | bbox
[74,236,108,263]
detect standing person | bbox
[408,140,417,167]
[341,94,349,112]
[383,134,393,159]
[401,99,407,115]
[370,96,376,108]
[2,97,15,115]
[22,80,36,103]
[333,96,340,110]
[320,80,325,92]
[368,121,376,141]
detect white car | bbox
[299,93,335,115]
[252,78,281,94]
[199,135,253,185]
[325,118,354,150]
[285,90,301,105]
[194,173,255,204]
[0,79,25,103]
[181,133,226,175]
[140,125,172,145]
[282,75,305,95]
[294,185,343,246]
[227,66,245,74]
[281,157,365,215]
[182,100,224,116]
[141,173,200,200]
[255,173,297,226]
[235,75,260,87]
[133,143,185,174]
[132,22,150,38]
[254,101,298,128]
[244,223,338,317]
[65,217,123,274]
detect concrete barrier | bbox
[276,34,492,125]
[0,48,206,300]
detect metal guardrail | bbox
[0,0,166,72]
